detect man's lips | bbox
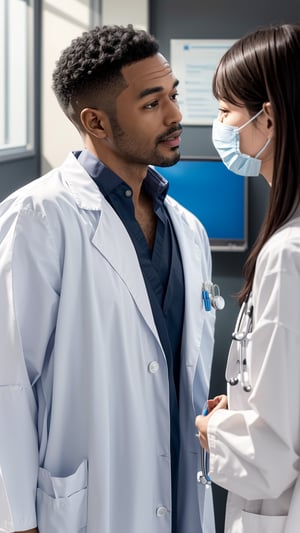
[159,130,182,147]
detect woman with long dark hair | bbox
[196,24,300,533]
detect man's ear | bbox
[263,102,274,133]
[80,108,108,139]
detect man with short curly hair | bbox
[0,25,215,533]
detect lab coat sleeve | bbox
[0,204,60,531]
[207,245,300,501]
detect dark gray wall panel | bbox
[150,2,299,531]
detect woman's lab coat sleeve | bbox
[0,205,60,531]
[207,245,300,501]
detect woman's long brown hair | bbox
[212,24,300,304]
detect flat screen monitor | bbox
[155,156,248,252]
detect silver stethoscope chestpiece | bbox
[202,281,225,312]
[211,294,225,310]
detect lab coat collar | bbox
[62,152,104,211]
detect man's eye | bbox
[144,101,158,109]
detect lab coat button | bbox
[148,361,159,374]
[156,506,168,517]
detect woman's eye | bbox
[218,108,229,119]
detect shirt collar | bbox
[75,149,169,203]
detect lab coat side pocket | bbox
[37,459,88,533]
[241,509,286,533]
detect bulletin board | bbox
[170,39,235,125]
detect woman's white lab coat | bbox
[207,209,300,533]
[0,152,215,533]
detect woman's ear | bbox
[80,108,108,139]
[263,102,274,132]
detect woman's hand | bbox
[195,394,228,451]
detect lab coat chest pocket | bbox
[37,460,88,533]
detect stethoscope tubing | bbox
[230,293,253,392]
[196,405,212,485]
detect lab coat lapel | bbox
[92,201,161,344]
[62,153,161,345]
[165,199,206,369]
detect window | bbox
[0,0,34,159]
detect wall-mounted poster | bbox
[171,39,236,126]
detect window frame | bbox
[0,0,36,162]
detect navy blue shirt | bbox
[76,150,185,531]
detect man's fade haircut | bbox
[52,24,160,129]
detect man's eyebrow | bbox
[138,79,179,99]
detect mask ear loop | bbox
[238,108,264,131]
[238,107,271,159]
[255,137,271,158]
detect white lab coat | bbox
[0,152,215,533]
[207,208,300,533]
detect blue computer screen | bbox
[155,157,247,251]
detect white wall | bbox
[102,0,148,29]
[41,0,148,172]
[42,1,90,172]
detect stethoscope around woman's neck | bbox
[229,293,253,392]
[197,292,253,487]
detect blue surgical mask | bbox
[212,108,271,176]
